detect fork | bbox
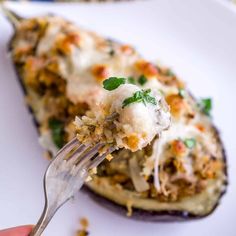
[29,137,114,236]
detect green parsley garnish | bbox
[127,77,136,85]
[158,89,165,96]
[103,77,126,91]
[122,89,157,108]
[48,119,64,148]
[166,69,175,77]
[184,138,196,149]
[109,49,115,56]
[178,88,186,98]
[198,98,212,116]
[138,75,147,85]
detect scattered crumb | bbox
[126,200,133,217]
[106,153,113,161]
[89,167,97,175]
[76,217,89,236]
[85,176,92,182]
[80,217,89,229]
[44,151,52,160]
[76,230,89,236]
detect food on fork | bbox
[7,10,227,221]
[74,77,171,152]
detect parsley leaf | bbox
[178,88,186,98]
[122,89,157,108]
[138,75,147,85]
[127,77,136,85]
[166,69,175,76]
[48,119,64,148]
[184,138,196,149]
[103,77,126,91]
[198,98,212,116]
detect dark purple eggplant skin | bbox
[7,12,228,221]
[82,186,198,222]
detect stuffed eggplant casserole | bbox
[7,11,227,221]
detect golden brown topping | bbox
[19,18,47,31]
[67,102,89,117]
[156,67,185,88]
[170,140,187,157]
[135,60,158,77]
[13,46,33,61]
[91,64,109,82]
[106,154,113,161]
[195,123,206,132]
[13,18,48,62]
[166,94,187,118]
[111,174,129,183]
[195,156,223,179]
[23,57,44,87]
[56,33,80,54]
[126,134,139,151]
[157,75,185,88]
[11,16,225,204]
[173,158,187,173]
[45,58,60,74]
[120,45,134,55]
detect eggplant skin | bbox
[82,185,198,221]
[12,64,41,130]
[83,166,227,222]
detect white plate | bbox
[0,1,235,235]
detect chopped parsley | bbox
[103,77,126,91]
[165,69,175,76]
[103,77,136,90]
[138,75,147,85]
[109,49,115,56]
[122,89,157,108]
[198,98,212,116]
[158,89,165,96]
[48,119,64,148]
[127,77,136,85]
[184,138,196,149]
[178,88,186,98]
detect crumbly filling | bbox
[11,16,226,202]
[74,82,170,152]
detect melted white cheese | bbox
[37,22,61,55]
[35,17,141,106]
[94,84,171,151]
[15,16,224,197]
[149,123,202,190]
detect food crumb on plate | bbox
[76,217,89,236]
[126,200,133,217]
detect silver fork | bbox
[29,137,114,236]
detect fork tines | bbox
[55,137,111,171]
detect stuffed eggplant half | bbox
[6,10,227,221]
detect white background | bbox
[0,0,236,235]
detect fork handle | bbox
[29,202,59,236]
